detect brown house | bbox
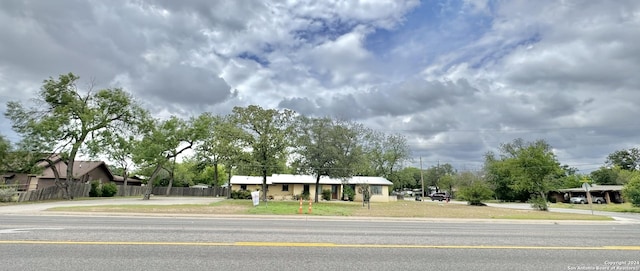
[1,154,141,191]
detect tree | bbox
[457,180,493,206]
[485,138,563,211]
[590,167,621,185]
[194,113,248,188]
[622,175,640,207]
[391,167,421,191]
[5,73,145,199]
[134,115,207,200]
[0,135,11,174]
[423,163,455,191]
[484,152,530,202]
[334,121,369,178]
[231,105,294,202]
[606,148,640,171]
[293,117,370,202]
[86,114,148,196]
[366,132,411,178]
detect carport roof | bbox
[558,185,623,192]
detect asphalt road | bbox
[1,213,639,271]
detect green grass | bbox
[243,201,355,216]
[552,202,640,213]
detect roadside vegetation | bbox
[48,199,612,221]
[1,73,640,210]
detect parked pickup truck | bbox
[429,192,450,201]
[569,195,605,204]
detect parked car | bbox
[569,195,605,204]
[429,192,449,201]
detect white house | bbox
[230,174,394,202]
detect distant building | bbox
[230,174,394,202]
[554,185,624,204]
[1,154,141,191]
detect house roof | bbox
[113,175,144,183]
[73,161,111,178]
[34,153,65,168]
[230,176,269,185]
[230,174,393,186]
[270,174,343,184]
[38,160,115,179]
[2,173,31,187]
[349,176,394,186]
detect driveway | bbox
[481,201,640,223]
[0,196,225,214]
[411,198,640,223]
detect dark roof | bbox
[113,175,143,183]
[558,185,623,192]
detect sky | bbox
[1,0,639,173]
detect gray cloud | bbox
[134,64,233,107]
[1,0,639,173]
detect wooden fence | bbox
[13,184,228,202]
[152,186,228,197]
[17,182,91,202]
[116,185,145,197]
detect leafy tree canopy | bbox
[484,138,563,210]
[606,148,640,171]
[5,73,146,199]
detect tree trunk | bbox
[261,170,267,202]
[213,162,219,186]
[143,165,163,200]
[65,156,75,200]
[314,174,321,203]
[123,170,128,197]
[227,168,232,199]
[539,191,548,211]
[166,175,173,196]
[165,158,176,196]
[39,158,66,199]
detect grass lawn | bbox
[48,199,613,220]
[551,202,640,213]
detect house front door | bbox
[331,185,339,200]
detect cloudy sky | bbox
[1,0,639,173]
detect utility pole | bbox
[420,156,424,197]
[436,160,440,192]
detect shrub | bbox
[301,190,310,201]
[528,194,548,211]
[89,181,102,197]
[101,183,118,197]
[622,176,640,207]
[321,189,332,201]
[457,181,493,206]
[343,186,355,201]
[0,187,18,202]
[231,190,252,199]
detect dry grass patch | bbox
[48,199,612,220]
[350,201,612,220]
[50,203,251,214]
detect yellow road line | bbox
[0,240,638,250]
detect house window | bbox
[303,184,310,194]
[240,185,247,191]
[371,185,382,195]
[282,184,289,192]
